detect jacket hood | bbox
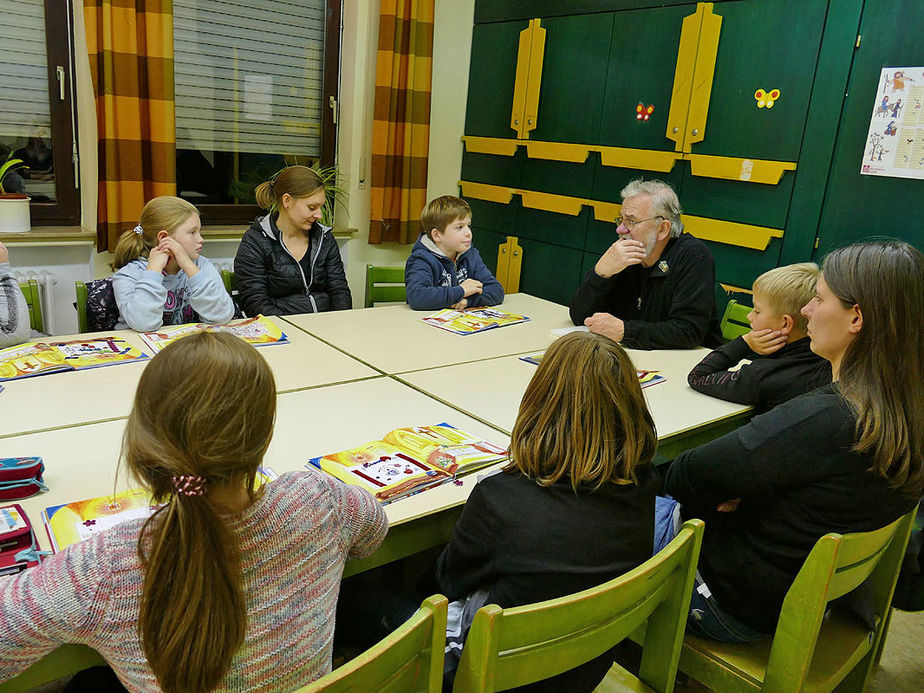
[416,234,469,262]
[253,213,331,243]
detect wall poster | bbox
[860,67,924,180]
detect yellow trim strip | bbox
[666,5,702,151]
[459,180,784,250]
[496,236,523,293]
[522,19,546,139]
[598,146,682,172]
[683,215,783,251]
[511,22,533,137]
[685,3,722,151]
[687,154,796,184]
[458,181,514,205]
[519,189,585,216]
[525,141,591,163]
[461,136,519,156]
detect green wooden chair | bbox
[0,644,105,693]
[365,264,406,308]
[75,280,89,333]
[453,519,705,693]
[18,278,43,332]
[678,508,915,693]
[297,595,448,693]
[220,268,238,295]
[720,299,752,341]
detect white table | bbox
[397,347,752,458]
[0,317,379,439]
[282,293,573,374]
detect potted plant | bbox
[0,151,30,233]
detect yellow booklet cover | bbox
[421,307,529,335]
[139,315,288,353]
[41,468,279,553]
[308,423,508,503]
[0,337,148,382]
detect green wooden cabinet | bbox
[465,21,529,139]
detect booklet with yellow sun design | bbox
[0,337,148,382]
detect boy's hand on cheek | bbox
[743,328,786,355]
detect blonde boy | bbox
[404,195,504,311]
[688,263,831,413]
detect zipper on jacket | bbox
[279,232,315,311]
[307,229,324,313]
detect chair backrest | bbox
[18,278,43,332]
[365,264,407,308]
[297,595,448,693]
[221,269,238,294]
[74,278,119,333]
[454,519,705,693]
[720,299,751,341]
[761,509,915,690]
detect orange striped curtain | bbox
[84,0,176,251]
[369,0,434,245]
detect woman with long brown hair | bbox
[234,165,352,316]
[436,331,660,690]
[0,332,387,691]
[660,239,923,642]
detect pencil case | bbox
[0,504,49,577]
[0,457,48,501]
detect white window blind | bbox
[0,0,51,140]
[174,0,326,156]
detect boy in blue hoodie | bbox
[405,196,504,310]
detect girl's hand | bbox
[157,237,199,276]
[0,242,9,264]
[146,245,170,273]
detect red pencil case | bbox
[0,504,48,578]
[0,457,48,501]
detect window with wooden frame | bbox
[173,0,340,225]
[0,0,80,225]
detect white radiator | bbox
[13,270,57,335]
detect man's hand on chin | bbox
[584,313,625,343]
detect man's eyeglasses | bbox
[615,215,663,230]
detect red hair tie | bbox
[171,475,207,497]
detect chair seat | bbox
[681,610,875,693]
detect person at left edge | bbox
[234,165,352,316]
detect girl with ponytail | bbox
[0,332,388,691]
[111,196,234,331]
[234,166,352,316]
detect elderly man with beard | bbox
[569,178,722,350]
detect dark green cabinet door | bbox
[529,13,615,143]
[598,4,695,151]
[694,0,827,161]
[465,21,529,139]
[516,238,584,306]
[815,0,923,256]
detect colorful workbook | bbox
[42,467,278,553]
[421,307,529,335]
[139,315,288,353]
[0,337,148,382]
[518,352,667,388]
[308,423,508,503]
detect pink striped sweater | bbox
[0,470,388,691]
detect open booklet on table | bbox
[308,423,508,503]
[519,352,666,388]
[139,315,288,353]
[421,307,529,335]
[0,337,147,382]
[42,467,278,553]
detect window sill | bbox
[0,226,95,245]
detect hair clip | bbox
[171,475,207,497]
[133,224,143,235]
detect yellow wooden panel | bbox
[519,189,585,216]
[525,141,590,163]
[522,19,546,139]
[461,136,519,156]
[458,181,514,205]
[496,236,523,293]
[686,154,797,184]
[592,201,622,223]
[598,146,682,172]
[511,22,533,137]
[683,215,783,251]
[684,4,722,151]
[665,6,701,152]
